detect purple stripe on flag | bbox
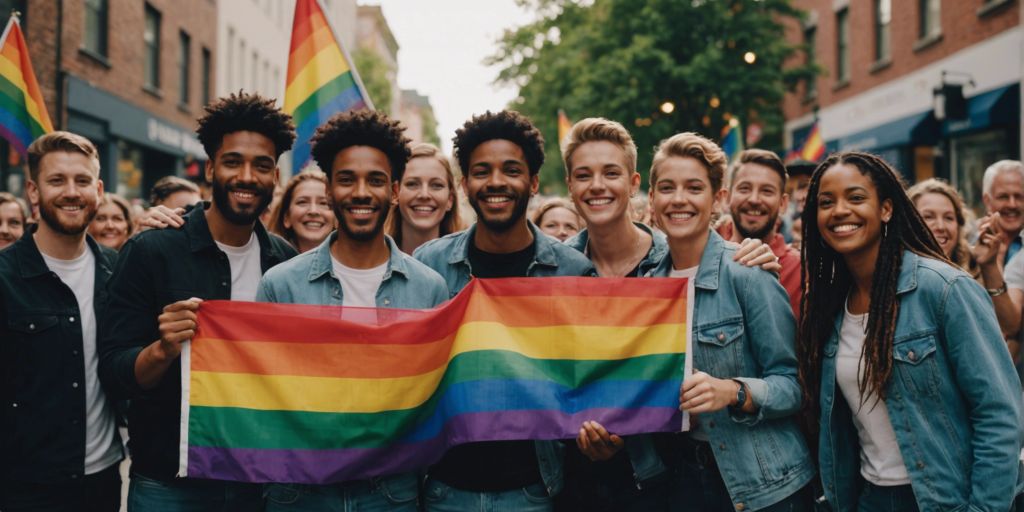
[188,406,681,484]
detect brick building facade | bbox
[0,0,216,203]
[783,0,1020,211]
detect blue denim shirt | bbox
[818,251,1024,512]
[648,230,814,511]
[256,233,448,309]
[564,222,668,278]
[413,222,594,496]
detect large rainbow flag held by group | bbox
[0,15,53,157]
[179,277,693,484]
[284,0,373,171]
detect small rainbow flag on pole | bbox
[798,121,825,162]
[0,14,53,157]
[285,0,373,171]
[557,109,572,145]
[179,277,692,484]
[721,118,744,162]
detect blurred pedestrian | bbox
[89,193,134,251]
[981,160,1024,265]
[149,175,201,210]
[798,152,1023,511]
[268,170,335,253]
[0,132,124,511]
[532,198,581,242]
[386,143,464,254]
[0,191,27,250]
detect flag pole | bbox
[312,0,376,111]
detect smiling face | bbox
[650,156,721,245]
[329,145,392,243]
[983,170,1024,236]
[914,192,958,258]
[815,163,892,260]
[0,201,24,249]
[728,162,787,240]
[463,139,538,233]
[207,131,279,226]
[537,206,581,242]
[28,151,103,236]
[89,201,130,250]
[567,140,640,229]
[395,156,453,234]
[284,179,334,250]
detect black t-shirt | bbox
[428,241,542,491]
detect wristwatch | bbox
[987,283,1008,297]
[732,379,747,407]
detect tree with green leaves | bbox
[353,47,394,116]
[489,0,817,193]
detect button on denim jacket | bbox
[818,251,1024,512]
[414,222,595,496]
[647,230,815,511]
[256,233,448,309]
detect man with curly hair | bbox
[256,109,448,511]
[414,110,593,511]
[98,92,299,509]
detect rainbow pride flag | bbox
[798,121,825,162]
[179,277,692,484]
[284,0,373,171]
[0,15,53,157]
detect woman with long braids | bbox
[798,151,1024,511]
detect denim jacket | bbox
[256,233,448,309]
[413,222,594,496]
[648,230,814,511]
[564,222,668,278]
[818,251,1024,512]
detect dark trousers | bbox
[0,462,121,512]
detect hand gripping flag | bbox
[179,277,693,484]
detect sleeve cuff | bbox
[728,377,768,426]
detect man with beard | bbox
[255,110,447,511]
[97,92,298,509]
[718,149,801,315]
[413,110,593,511]
[0,132,124,511]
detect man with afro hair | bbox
[256,109,447,511]
[98,92,298,509]
[414,111,593,510]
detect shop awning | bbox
[831,111,939,152]
[944,83,1019,136]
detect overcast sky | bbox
[372,0,535,152]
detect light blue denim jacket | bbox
[256,233,448,309]
[818,251,1024,512]
[564,222,669,278]
[413,222,594,496]
[647,230,814,511]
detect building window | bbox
[144,4,161,89]
[919,0,941,39]
[227,28,234,91]
[836,8,849,84]
[201,47,211,107]
[804,25,816,99]
[875,0,891,62]
[239,40,246,91]
[251,51,258,91]
[178,31,191,106]
[83,0,108,57]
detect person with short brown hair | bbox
[149,175,201,209]
[0,191,27,250]
[89,193,134,251]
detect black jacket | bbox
[0,227,121,482]
[98,203,296,480]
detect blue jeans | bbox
[423,478,553,512]
[263,473,418,511]
[856,483,919,512]
[127,473,262,512]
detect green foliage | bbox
[353,47,394,115]
[421,107,441,146]
[489,0,818,193]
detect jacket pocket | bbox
[7,315,60,336]
[695,318,745,375]
[892,333,940,398]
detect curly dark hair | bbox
[309,110,412,182]
[453,110,545,176]
[196,91,296,159]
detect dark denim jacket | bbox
[648,230,814,511]
[413,222,594,496]
[818,251,1024,512]
[0,228,122,482]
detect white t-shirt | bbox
[835,304,911,486]
[215,233,262,302]
[41,248,123,475]
[670,265,705,440]
[332,257,387,307]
